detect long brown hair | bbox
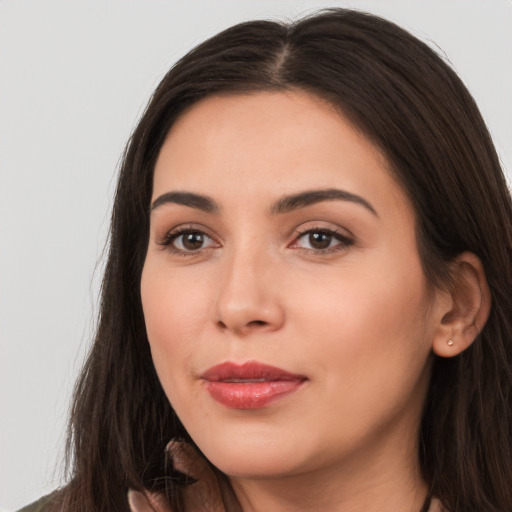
[52,9,512,512]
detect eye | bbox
[159,228,219,253]
[291,228,353,253]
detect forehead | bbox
[153,91,411,219]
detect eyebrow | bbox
[150,188,378,217]
[151,191,219,213]
[271,188,378,217]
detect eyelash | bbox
[157,225,354,255]
[157,225,218,255]
[290,227,354,254]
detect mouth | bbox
[201,361,307,409]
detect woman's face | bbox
[141,91,444,481]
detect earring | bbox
[447,339,454,346]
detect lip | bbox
[201,361,307,409]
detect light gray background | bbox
[1,1,511,510]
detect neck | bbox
[229,428,428,512]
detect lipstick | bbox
[201,361,307,409]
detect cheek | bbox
[140,260,213,396]
[289,285,430,466]
[292,253,432,404]
[294,251,429,341]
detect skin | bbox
[140,91,471,511]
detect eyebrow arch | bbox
[151,191,219,213]
[271,188,378,217]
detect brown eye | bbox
[308,232,333,250]
[167,230,217,252]
[292,228,353,253]
[181,232,205,250]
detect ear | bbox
[432,252,491,358]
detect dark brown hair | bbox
[52,8,512,512]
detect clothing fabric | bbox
[19,493,444,512]
[16,494,53,512]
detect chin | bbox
[188,423,316,479]
[210,449,303,479]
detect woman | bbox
[24,7,512,512]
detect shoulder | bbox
[16,493,54,512]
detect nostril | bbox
[216,319,268,331]
[248,320,267,327]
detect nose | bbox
[213,248,285,336]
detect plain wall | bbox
[1,1,511,510]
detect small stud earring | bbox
[447,339,454,346]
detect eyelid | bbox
[290,221,354,240]
[154,221,354,256]
[288,222,355,253]
[156,224,221,253]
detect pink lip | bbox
[201,361,307,409]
